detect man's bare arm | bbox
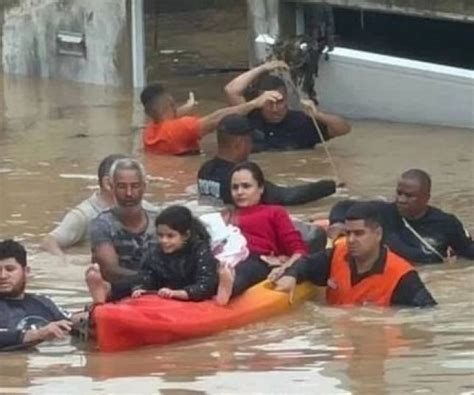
[198,90,282,137]
[224,61,288,105]
[93,243,137,282]
[301,99,351,138]
[40,235,66,258]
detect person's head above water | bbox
[97,154,128,191]
[395,169,431,220]
[154,205,210,254]
[0,239,29,299]
[345,202,384,262]
[257,74,288,124]
[230,161,265,208]
[109,158,147,211]
[216,114,254,163]
[140,83,176,122]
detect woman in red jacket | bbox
[216,162,308,305]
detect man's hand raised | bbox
[263,60,289,72]
[253,90,283,108]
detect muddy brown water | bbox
[0,73,473,394]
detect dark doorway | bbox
[303,5,474,69]
[304,5,474,69]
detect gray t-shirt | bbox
[49,192,158,248]
[90,207,159,271]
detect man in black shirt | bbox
[329,169,474,264]
[275,202,436,307]
[197,114,336,206]
[224,61,351,152]
[0,240,85,351]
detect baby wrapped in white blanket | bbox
[200,212,249,268]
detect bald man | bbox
[329,169,474,264]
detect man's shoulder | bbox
[93,208,115,222]
[163,116,200,132]
[425,206,458,223]
[23,293,59,310]
[90,208,117,232]
[284,110,311,125]
[198,157,233,177]
[144,118,198,141]
[75,192,106,216]
[198,157,218,176]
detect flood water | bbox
[0,72,473,395]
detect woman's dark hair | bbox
[230,161,265,188]
[155,205,210,245]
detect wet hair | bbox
[257,74,287,93]
[97,154,128,188]
[345,201,383,231]
[140,83,167,114]
[0,239,27,267]
[109,158,146,184]
[216,114,253,146]
[401,169,432,193]
[329,200,357,224]
[230,161,265,188]
[155,205,210,245]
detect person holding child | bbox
[216,162,308,305]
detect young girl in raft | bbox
[216,162,308,305]
[86,205,218,303]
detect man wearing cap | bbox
[224,61,351,152]
[197,114,336,207]
[198,114,335,252]
[0,239,86,351]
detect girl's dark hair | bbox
[155,205,210,244]
[230,161,265,188]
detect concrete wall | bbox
[286,0,474,22]
[316,47,474,129]
[2,0,132,86]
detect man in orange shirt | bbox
[141,83,281,155]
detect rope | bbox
[401,217,446,262]
[276,69,342,184]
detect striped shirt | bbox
[90,207,159,271]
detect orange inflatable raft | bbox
[92,281,319,352]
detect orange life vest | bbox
[326,240,414,307]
